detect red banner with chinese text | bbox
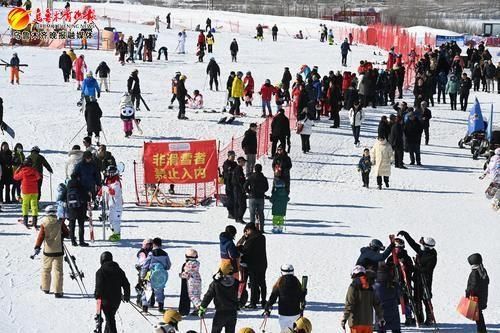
[143,140,218,184]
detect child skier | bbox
[178,248,202,316]
[153,309,183,333]
[270,178,288,233]
[327,29,334,45]
[465,253,489,333]
[187,90,204,109]
[55,183,67,222]
[13,157,41,229]
[136,238,153,305]
[358,148,372,188]
[99,165,123,241]
[141,237,171,313]
[120,93,136,138]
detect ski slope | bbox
[0,2,499,332]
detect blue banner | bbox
[468,98,485,135]
[436,35,465,46]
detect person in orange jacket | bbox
[13,157,41,229]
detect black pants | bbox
[473,80,480,91]
[408,143,421,164]
[177,98,186,118]
[351,125,361,144]
[231,53,237,62]
[103,301,120,333]
[229,97,240,115]
[460,92,469,111]
[272,33,277,41]
[137,47,143,60]
[249,270,267,305]
[11,180,21,200]
[157,47,168,60]
[170,93,177,105]
[361,172,370,187]
[0,182,11,202]
[394,148,404,167]
[225,185,234,216]
[437,87,446,103]
[331,110,340,127]
[341,54,347,65]
[233,188,246,220]
[377,176,389,186]
[209,75,219,90]
[211,310,237,333]
[87,131,99,138]
[119,51,126,63]
[476,309,486,333]
[131,93,141,109]
[449,93,457,110]
[271,136,286,157]
[69,217,85,243]
[62,69,70,82]
[126,50,135,63]
[300,134,310,153]
[207,44,213,53]
[423,126,429,145]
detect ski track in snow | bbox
[0,2,500,332]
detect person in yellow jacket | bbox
[206,31,215,53]
[67,49,77,81]
[230,71,244,115]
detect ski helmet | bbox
[220,261,233,276]
[31,146,40,153]
[100,251,113,264]
[239,329,255,333]
[44,205,57,214]
[468,253,483,266]
[280,264,294,275]
[120,105,135,118]
[394,238,405,248]
[293,317,312,333]
[351,265,366,276]
[420,237,436,248]
[185,248,198,259]
[369,239,385,251]
[265,79,271,84]
[106,165,118,177]
[162,309,182,326]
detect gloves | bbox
[340,319,346,330]
[34,247,41,256]
[262,309,270,317]
[198,306,206,318]
[122,294,130,303]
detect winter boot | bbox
[142,305,148,313]
[23,215,30,228]
[158,303,164,313]
[32,216,38,230]
[109,233,121,242]
[71,238,78,246]
[54,293,63,298]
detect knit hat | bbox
[220,261,233,275]
[185,248,198,259]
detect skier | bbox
[177,30,186,54]
[33,205,69,298]
[198,261,239,333]
[371,136,393,190]
[66,173,89,246]
[153,310,183,333]
[141,237,171,313]
[99,165,123,241]
[9,53,20,84]
[206,31,215,53]
[95,61,111,92]
[219,225,240,274]
[241,123,258,175]
[340,38,351,67]
[81,71,101,103]
[84,99,103,144]
[465,253,489,333]
[259,79,276,117]
[397,231,437,326]
[14,157,41,228]
[264,264,305,332]
[28,146,53,200]
[222,151,237,219]
[358,148,372,188]
[243,71,255,107]
[73,54,87,90]
[244,164,268,230]
[270,109,291,157]
[229,71,244,115]
[349,100,364,147]
[256,24,264,41]
[116,36,128,65]
[230,38,239,62]
[178,248,202,316]
[127,69,141,111]
[232,156,247,223]
[270,178,288,233]
[341,265,384,333]
[95,251,131,333]
[272,24,278,41]
[166,13,171,29]
[176,75,189,120]
[58,51,72,82]
[373,263,401,333]
[206,57,220,91]
[356,239,393,277]
[237,222,267,309]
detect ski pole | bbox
[49,173,53,202]
[128,302,156,325]
[201,317,209,333]
[100,125,108,144]
[259,315,268,332]
[69,124,87,144]
[30,248,40,259]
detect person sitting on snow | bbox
[187,90,204,109]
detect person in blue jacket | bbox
[374,263,401,333]
[73,151,100,200]
[81,71,101,103]
[219,225,240,274]
[141,237,171,313]
[356,239,394,280]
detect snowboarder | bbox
[230,38,239,62]
[272,24,278,41]
[371,137,393,190]
[9,53,20,84]
[73,54,87,90]
[34,205,69,297]
[232,156,247,223]
[95,251,130,333]
[206,57,220,91]
[59,51,72,82]
[465,253,489,333]
[341,38,351,66]
[127,69,141,111]
[28,146,53,200]
[198,261,239,332]
[84,99,103,144]
[178,248,202,315]
[153,309,183,332]
[140,237,171,313]
[229,71,244,115]
[244,164,268,230]
[358,148,372,188]
[264,264,305,331]
[269,178,288,233]
[14,157,41,228]
[222,151,237,219]
[66,173,89,246]
[99,165,123,241]
[95,61,111,92]
[81,71,101,103]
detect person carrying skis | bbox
[465,253,489,333]
[373,263,401,333]
[243,71,255,107]
[141,237,171,313]
[178,248,202,316]
[66,173,89,247]
[14,157,41,228]
[264,264,306,332]
[95,251,130,333]
[95,61,111,92]
[153,309,183,333]
[356,239,393,283]
[230,38,239,62]
[198,261,239,333]
[59,51,72,82]
[81,71,101,103]
[222,151,237,219]
[206,57,220,91]
[341,265,384,333]
[127,69,142,110]
[9,52,20,84]
[99,165,123,241]
[34,205,69,298]
[73,54,87,90]
[397,231,437,326]
[341,38,351,67]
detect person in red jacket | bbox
[13,157,42,229]
[259,79,276,118]
[243,71,255,107]
[342,71,353,95]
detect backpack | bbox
[67,186,81,209]
[150,263,168,289]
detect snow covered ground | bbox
[0,2,499,332]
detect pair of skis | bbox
[0,59,28,73]
[217,116,236,124]
[63,243,89,297]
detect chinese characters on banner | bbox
[143,140,218,184]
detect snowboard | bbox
[485,175,500,200]
[1,121,15,139]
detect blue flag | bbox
[467,98,485,135]
[487,104,494,142]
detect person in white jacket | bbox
[296,108,313,153]
[177,30,186,54]
[100,165,123,241]
[349,100,364,147]
[65,145,83,180]
[371,137,394,190]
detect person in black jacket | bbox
[420,101,432,145]
[226,71,236,107]
[281,67,292,104]
[176,75,189,120]
[66,174,89,246]
[198,262,239,333]
[58,51,72,82]
[231,157,247,223]
[206,57,220,91]
[377,116,390,140]
[270,108,290,157]
[84,100,102,143]
[389,115,406,169]
[460,73,472,111]
[271,24,278,41]
[465,253,489,333]
[95,251,130,333]
[272,146,292,194]
[127,69,141,110]
[0,142,13,203]
[397,231,437,326]
[244,164,269,230]
[241,123,257,175]
[230,39,238,62]
[222,151,237,219]
[237,222,267,309]
[404,113,423,166]
[95,61,110,92]
[264,264,305,332]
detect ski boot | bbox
[32,216,38,230]
[142,305,148,313]
[158,303,164,313]
[54,293,63,298]
[22,215,30,229]
[109,233,121,242]
[404,317,416,326]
